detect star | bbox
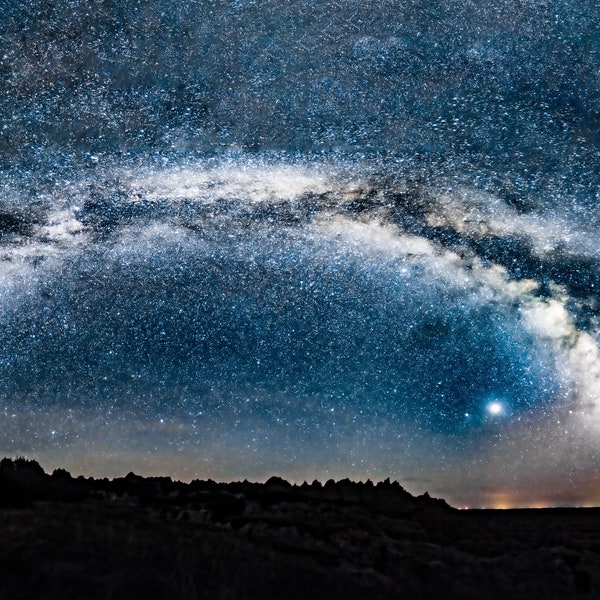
[487,401,504,417]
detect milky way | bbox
[1,0,599,507]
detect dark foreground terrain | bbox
[1,458,599,599]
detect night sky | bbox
[1,1,600,507]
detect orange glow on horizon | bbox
[457,489,600,510]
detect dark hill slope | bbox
[1,458,599,599]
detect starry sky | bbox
[1,0,600,508]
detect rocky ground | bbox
[1,458,599,599]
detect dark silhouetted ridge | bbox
[1,458,599,600]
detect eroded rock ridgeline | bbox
[0,457,449,518]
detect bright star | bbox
[487,401,504,416]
